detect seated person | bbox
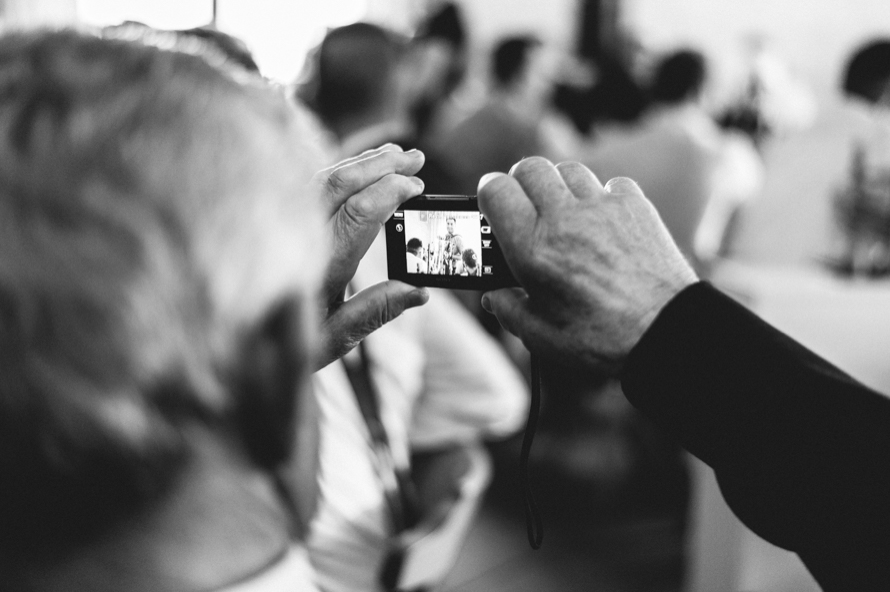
[583,49,746,271]
[460,248,481,276]
[0,29,428,592]
[406,237,428,273]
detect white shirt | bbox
[406,251,427,273]
[584,103,757,265]
[307,236,528,592]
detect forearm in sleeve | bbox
[621,282,890,560]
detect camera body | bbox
[385,195,518,290]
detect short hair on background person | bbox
[0,29,321,568]
[314,22,405,127]
[650,49,707,105]
[407,237,423,252]
[462,248,477,268]
[492,35,541,89]
[175,26,260,74]
[842,39,890,103]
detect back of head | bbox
[842,39,890,104]
[650,49,706,105]
[315,22,404,128]
[492,35,541,90]
[176,26,260,74]
[462,248,477,269]
[0,28,322,572]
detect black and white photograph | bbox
[1,1,889,591]
[403,210,484,276]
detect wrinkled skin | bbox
[310,144,430,369]
[477,157,698,374]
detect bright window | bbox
[76,0,371,83]
[76,0,212,30]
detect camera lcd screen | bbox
[385,195,518,290]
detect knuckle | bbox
[341,193,377,229]
[325,168,349,195]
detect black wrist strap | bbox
[522,353,544,549]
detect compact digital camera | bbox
[384,195,518,290]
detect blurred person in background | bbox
[296,19,528,592]
[830,38,890,276]
[0,28,431,592]
[584,48,762,273]
[406,238,428,273]
[297,21,459,193]
[406,1,469,147]
[435,34,564,196]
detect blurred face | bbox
[447,219,455,234]
[402,39,454,103]
[522,44,557,108]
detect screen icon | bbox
[395,223,403,232]
[480,226,491,234]
[483,266,493,275]
[482,240,492,249]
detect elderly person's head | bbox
[0,29,325,590]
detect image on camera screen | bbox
[403,210,485,277]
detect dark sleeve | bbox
[620,282,890,589]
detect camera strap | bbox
[342,340,420,534]
[522,354,544,549]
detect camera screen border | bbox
[385,195,518,291]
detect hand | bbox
[477,157,698,374]
[311,145,430,368]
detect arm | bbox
[476,157,890,588]
[623,281,890,586]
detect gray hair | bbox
[0,29,322,561]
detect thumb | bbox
[481,288,550,349]
[317,281,429,369]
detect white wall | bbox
[448,0,579,51]
[0,0,76,30]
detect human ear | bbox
[233,295,316,471]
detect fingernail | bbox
[481,293,492,313]
[409,287,430,306]
[478,172,502,192]
[411,176,425,191]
